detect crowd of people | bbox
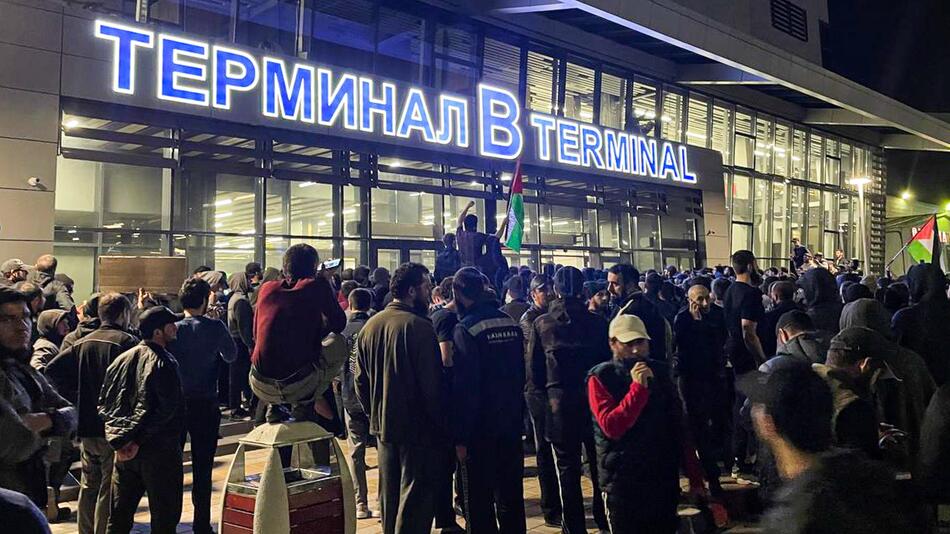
[1,217,950,534]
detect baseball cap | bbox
[609,314,651,343]
[504,275,525,297]
[138,306,180,338]
[0,259,27,274]
[529,274,551,292]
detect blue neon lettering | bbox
[557,121,580,165]
[436,97,469,147]
[213,48,257,109]
[629,134,641,174]
[159,36,208,105]
[360,79,395,135]
[529,114,556,161]
[317,69,356,128]
[95,21,153,94]
[660,143,681,180]
[637,137,658,177]
[579,125,605,169]
[604,130,629,173]
[679,146,697,183]
[477,85,523,160]
[263,59,314,122]
[397,89,437,141]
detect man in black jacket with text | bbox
[452,267,526,533]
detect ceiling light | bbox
[214,211,232,219]
[847,177,871,186]
[264,216,283,224]
[237,243,254,249]
[214,198,232,207]
[389,160,402,168]
[72,237,80,241]
[67,229,77,234]
[341,209,356,215]
[63,119,79,129]
[214,222,223,228]
[325,212,335,218]
[298,182,315,188]
[240,229,255,235]
[901,191,912,201]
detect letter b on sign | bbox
[478,85,522,160]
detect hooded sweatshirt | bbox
[798,268,842,338]
[840,298,893,339]
[227,272,254,351]
[892,263,950,386]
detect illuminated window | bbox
[660,88,685,142]
[563,62,595,123]
[526,51,558,114]
[599,72,627,130]
[686,93,709,147]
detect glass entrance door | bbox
[370,240,441,272]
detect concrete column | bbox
[0,0,63,262]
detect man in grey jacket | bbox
[0,287,77,509]
[227,272,254,417]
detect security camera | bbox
[27,177,41,187]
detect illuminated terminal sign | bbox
[92,20,700,184]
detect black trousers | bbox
[526,393,561,522]
[229,341,252,409]
[180,398,221,534]
[435,447,458,528]
[378,440,440,534]
[551,437,608,534]
[681,378,728,489]
[107,441,183,534]
[604,491,678,534]
[463,434,526,534]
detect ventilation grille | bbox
[771,0,808,42]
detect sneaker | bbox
[265,404,288,424]
[230,407,251,420]
[543,515,562,528]
[356,503,373,519]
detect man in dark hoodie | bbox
[227,272,254,417]
[29,310,70,373]
[370,267,391,311]
[529,266,610,534]
[25,255,74,313]
[760,311,828,373]
[61,294,101,352]
[607,264,667,360]
[892,263,950,386]
[798,267,842,339]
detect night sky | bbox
[824,0,950,201]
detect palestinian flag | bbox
[503,161,524,252]
[907,214,940,264]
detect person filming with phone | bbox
[587,313,708,533]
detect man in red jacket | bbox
[587,314,707,533]
[250,244,347,423]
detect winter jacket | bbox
[500,299,530,323]
[892,263,950,385]
[798,268,842,338]
[340,311,371,416]
[227,272,254,351]
[765,331,829,372]
[673,306,727,381]
[528,297,611,443]
[520,304,546,399]
[29,338,59,374]
[60,318,100,352]
[917,383,950,501]
[97,341,185,450]
[452,301,524,445]
[355,301,446,446]
[610,291,668,360]
[251,276,346,380]
[840,298,893,339]
[811,364,880,459]
[371,283,390,312]
[25,270,74,312]
[168,315,236,401]
[587,359,702,501]
[759,300,800,358]
[433,248,461,283]
[47,325,139,437]
[0,351,76,502]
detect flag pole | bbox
[501,159,521,242]
[885,213,937,271]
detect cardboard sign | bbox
[98,256,187,294]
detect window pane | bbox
[308,0,375,71]
[265,180,333,238]
[789,185,805,249]
[177,235,255,275]
[599,72,626,130]
[540,249,589,269]
[342,240,363,269]
[731,223,751,252]
[806,188,821,251]
[731,174,752,223]
[264,238,333,271]
[375,7,424,83]
[686,93,708,147]
[53,242,96,302]
[825,156,841,187]
[482,38,521,91]
[564,63,595,122]
[634,250,660,271]
[174,172,259,235]
[496,199,537,244]
[808,134,823,183]
[791,129,807,180]
[660,88,684,142]
[598,209,620,249]
[771,181,787,260]
[773,123,790,177]
[236,0,297,55]
[539,205,591,247]
[526,51,557,114]
[711,103,733,165]
[734,111,754,168]
[635,214,659,249]
[753,179,770,258]
[182,0,231,39]
[435,24,478,95]
[754,117,772,174]
[840,143,853,182]
[661,214,697,250]
[823,191,838,233]
[371,189,439,239]
[631,79,657,133]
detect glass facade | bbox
[55,0,884,292]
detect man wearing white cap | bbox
[587,314,707,533]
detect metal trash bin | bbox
[219,421,356,534]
